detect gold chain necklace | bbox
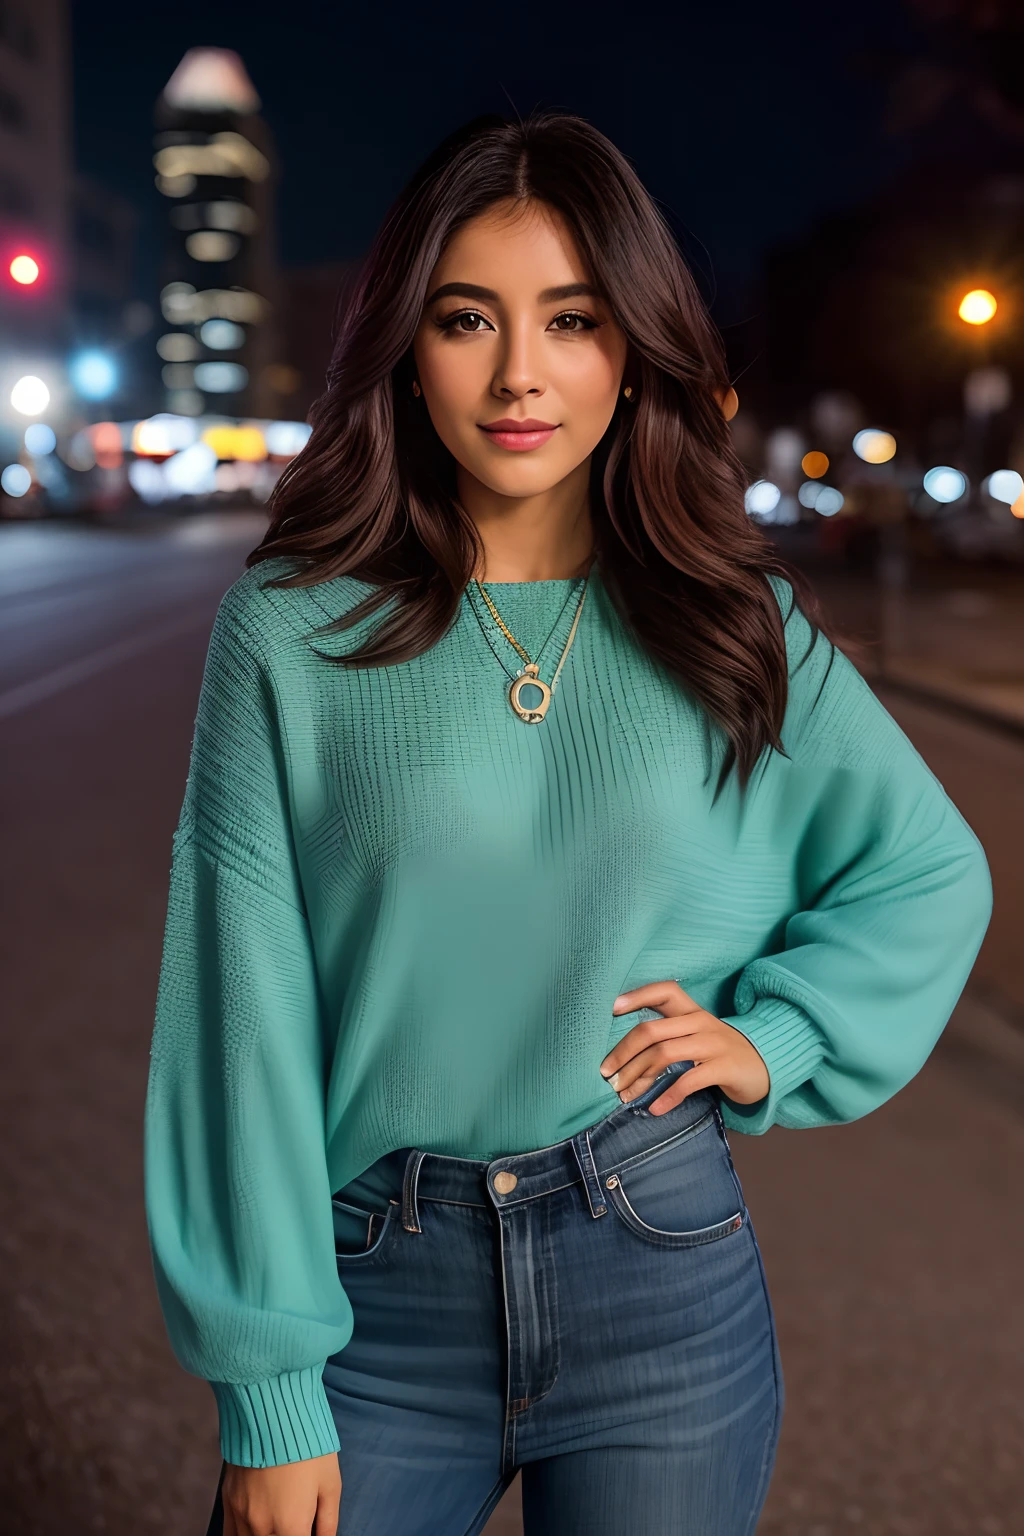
[472,562,592,724]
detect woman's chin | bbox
[461,458,585,502]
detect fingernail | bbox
[609,1072,620,1090]
[613,993,630,1008]
[599,1059,612,1076]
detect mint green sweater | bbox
[144,558,991,1469]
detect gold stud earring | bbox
[623,386,633,401]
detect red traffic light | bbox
[9,253,41,285]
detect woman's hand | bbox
[600,980,769,1114]
[222,1453,341,1536]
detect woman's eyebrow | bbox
[538,283,599,302]
[423,280,600,306]
[424,282,499,305]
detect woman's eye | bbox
[439,310,492,333]
[550,311,598,333]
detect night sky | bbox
[71,1,920,322]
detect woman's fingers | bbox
[611,979,701,1020]
[601,1009,706,1080]
[315,1483,342,1536]
[648,1063,720,1115]
[608,1033,725,1098]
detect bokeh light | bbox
[185,230,240,263]
[815,486,845,516]
[132,414,197,458]
[1,463,32,496]
[801,451,829,479]
[194,360,248,393]
[157,333,199,362]
[200,319,245,350]
[201,424,266,461]
[958,289,997,325]
[9,254,40,285]
[264,420,312,457]
[24,423,56,456]
[70,351,118,401]
[923,466,967,504]
[985,470,1023,505]
[11,375,50,415]
[91,422,124,470]
[852,428,897,464]
[744,480,781,517]
[163,441,218,495]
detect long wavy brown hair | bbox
[247,110,825,784]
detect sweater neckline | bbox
[462,566,597,673]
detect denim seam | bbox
[595,1109,716,1182]
[570,1128,608,1218]
[333,1202,399,1265]
[417,1194,490,1210]
[404,1114,716,1214]
[741,1222,785,1536]
[607,1183,746,1247]
[497,1210,517,1481]
[400,1149,426,1233]
[460,1472,513,1536]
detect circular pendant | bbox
[508,663,552,724]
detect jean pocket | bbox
[332,1196,398,1262]
[604,1114,745,1249]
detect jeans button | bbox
[493,1171,518,1194]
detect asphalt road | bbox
[1,514,1021,1535]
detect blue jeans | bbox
[321,1063,783,1534]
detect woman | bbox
[144,112,991,1536]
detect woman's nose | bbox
[491,323,545,400]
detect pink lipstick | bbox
[479,417,559,452]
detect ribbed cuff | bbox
[719,995,826,1135]
[212,1365,340,1468]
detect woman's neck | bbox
[458,459,595,583]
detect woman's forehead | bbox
[428,200,591,290]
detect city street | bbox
[2,514,1021,1535]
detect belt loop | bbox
[401,1149,427,1233]
[571,1129,607,1219]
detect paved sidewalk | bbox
[809,562,1024,735]
[877,655,1024,733]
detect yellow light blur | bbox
[132,420,174,457]
[959,289,997,325]
[153,132,270,183]
[201,424,267,462]
[10,254,40,284]
[801,451,829,479]
[853,429,897,464]
[1012,494,1024,519]
[185,230,241,263]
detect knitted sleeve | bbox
[143,577,350,1468]
[717,579,992,1135]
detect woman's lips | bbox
[479,418,559,452]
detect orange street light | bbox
[958,288,997,325]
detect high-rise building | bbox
[153,48,281,420]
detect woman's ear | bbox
[716,386,739,422]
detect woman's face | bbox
[412,199,629,500]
